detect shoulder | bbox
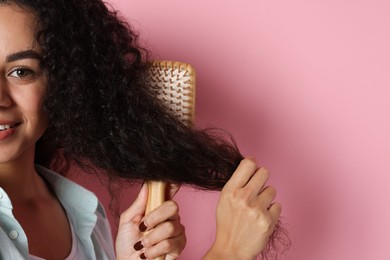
[36,165,116,259]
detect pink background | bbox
[72,0,390,259]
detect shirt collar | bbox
[35,165,99,241]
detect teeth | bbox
[0,125,13,131]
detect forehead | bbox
[0,4,39,58]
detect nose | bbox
[0,78,12,108]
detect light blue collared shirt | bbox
[0,165,116,260]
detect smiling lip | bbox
[0,122,20,141]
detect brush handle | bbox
[146,181,166,260]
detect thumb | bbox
[119,183,148,225]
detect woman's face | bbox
[0,4,48,165]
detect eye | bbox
[8,68,35,78]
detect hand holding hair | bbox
[202,158,282,260]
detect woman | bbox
[0,0,285,259]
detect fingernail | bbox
[140,253,147,259]
[139,221,147,232]
[133,240,144,251]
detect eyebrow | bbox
[6,50,42,63]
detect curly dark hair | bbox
[5,0,242,188]
[1,0,289,258]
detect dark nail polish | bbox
[133,240,143,251]
[140,253,147,259]
[139,221,147,232]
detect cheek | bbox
[24,91,48,132]
[12,76,48,131]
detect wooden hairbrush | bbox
[145,61,195,259]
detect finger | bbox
[268,201,282,221]
[266,202,282,236]
[224,158,258,190]
[142,219,184,249]
[245,167,269,197]
[257,186,277,210]
[119,183,148,225]
[142,200,179,231]
[143,233,186,260]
